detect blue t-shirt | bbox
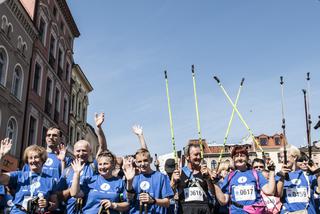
[22,152,72,182]
[82,174,126,213]
[8,171,57,214]
[130,171,174,214]
[221,169,268,213]
[59,162,97,214]
[276,170,316,214]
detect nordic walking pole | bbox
[213,76,264,156]
[280,76,287,164]
[164,71,178,165]
[217,78,245,169]
[306,73,312,157]
[191,65,204,159]
[303,89,312,161]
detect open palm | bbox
[0,138,12,158]
[94,113,105,128]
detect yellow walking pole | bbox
[213,76,264,156]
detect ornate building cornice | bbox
[56,0,80,37]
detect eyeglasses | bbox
[46,134,58,137]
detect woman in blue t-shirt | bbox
[213,145,276,213]
[0,138,58,213]
[70,151,129,213]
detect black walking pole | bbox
[302,89,312,162]
[280,76,287,164]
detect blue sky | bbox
[68,0,320,157]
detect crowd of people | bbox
[0,113,319,213]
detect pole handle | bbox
[191,65,195,74]
[164,70,167,79]
[307,72,310,81]
[280,76,284,85]
[240,78,245,86]
[302,89,306,95]
[213,76,220,83]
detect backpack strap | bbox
[182,166,193,180]
[227,170,236,195]
[251,169,260,191]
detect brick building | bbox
[0,0,37,170]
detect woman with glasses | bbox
[70,151,129,213]
[276,146,319,214]
[0,138,58,213]
[213,145,276,213]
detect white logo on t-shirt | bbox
[45,158,53,166]
[238,176,247,184]
[31,181,41,189]
[100,183,110,191]
[291,179,301,186]
[7,200,13,207]
[140,181,150,191]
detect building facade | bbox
[69,64,93,150]
[0,0,37,170]
[21,0,80,158]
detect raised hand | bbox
[123,156,136,181]
[132,125,143,136]
[71,159,84,175]
[0,138,12,159]
[172,169,181,183]
[95,113,105,128]
[57,143,67,161]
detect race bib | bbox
[184,187,204,202]
[234,185,256,201]
[286,187,308,203]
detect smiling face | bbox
[187,146,201,167]
[74,140,91,164]
[46,128,60,149]
[233,153,248,170]
[97,156,114,177]
[135,152,152,174]
[28,151,44,173]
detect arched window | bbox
[12,65,23,100]
[6,23,12,37]
[6,117,17,154]
[1,16,7,31]
[0,47,8,86]
[211,160,217,169]
[17,36,22,50]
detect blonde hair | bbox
[135,148,151,160]
[281,145,301,159]
[23,145,47,164]
[217,160,230,174]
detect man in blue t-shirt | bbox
[276,148,318,213]
[124,148,174,214]
[213,145,276,213]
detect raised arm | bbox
[261,161,276,195]
[95,113,108,158]
[69,159,85,197]
[0,139,12,185]
[57,143,67,172]
[275,164,290,197]
[132,125,148,149]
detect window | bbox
[63,97,68,124]
[77,101,81,119]
[58,48,63,68]
[12,65,23,100]
[6,117,17,154]
[45,77,52,115]
[260,137,268,146]
[0,48,7,86]
[41,127,48,147]
[82,107,86,122]
[6,24,12,38]
[1,16,7,31]
[33,62,41,94]
[54,88,60,123]
[275,137,281,145]
[70,126,74,145]
[76,132,80,141]
[28,116,37,145]
[53,6,57,17]
[49,34,56,67]
[71,94,75,112]
[211,160,217,169]
[21,43,27,56]
[65,61,70,82]
[60,21,64,32]
[38,17,46,44]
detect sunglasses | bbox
[253,166,265,169]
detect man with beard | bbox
[171,142,215,214]
[213,145,276,213]
[23,127,70,181]
[124,148,173,213]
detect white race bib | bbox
[286,187,308,203]
[234,185,256,201]
[184,187,204,202]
